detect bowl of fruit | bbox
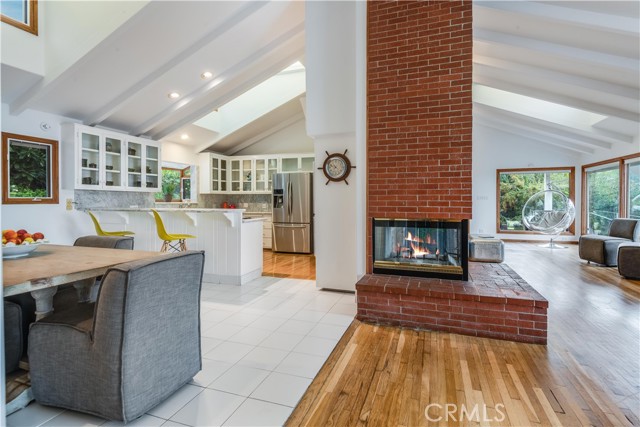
[2,229,47,259]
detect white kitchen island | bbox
[87,208,263,285]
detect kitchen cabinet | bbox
[199,153,228,194]
[198,153,314,194]
[281,155,315,172]
[62,123,161,192]
[262,214,273,249]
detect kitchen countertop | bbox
[83,207,246,213]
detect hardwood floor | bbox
[263,249,316,280]
[287,243,640,426]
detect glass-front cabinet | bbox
[104,136,124,188]
[198,153,314,194]
[62,123,161,192]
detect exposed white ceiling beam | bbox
[474,65,640,122]
[155,45,305,146]
[474,104,615,149]
[474,55,639,105]
[474,29,639,75]
[9,3,155,116]
[130,23,304,137]
[474,1,638,36]
[83,2,268,127]
[224,113,305,156]
[475,117,594,155]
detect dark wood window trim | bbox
[2,132,59,205]
[1,0,38,35]
[156,167,189,202]
[496,167,576,235]
[581,152,640,235]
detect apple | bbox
[3,230,17,240]
[17,229,28,236]
[32,232,45,240]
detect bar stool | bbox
[151,209,196,252]
[87,211,135,237]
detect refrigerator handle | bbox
[288,181,292,218]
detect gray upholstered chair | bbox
[579,219,639,266]
[4,301,23,373]
[55,235,135,309]
[28,251,205,422]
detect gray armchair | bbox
[28,251,205,422]
[579,219,639,266]
[4,301,23,373]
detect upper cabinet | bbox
[199,153,314,194]
[62,123,161,192]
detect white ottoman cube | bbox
[469,236,504,262]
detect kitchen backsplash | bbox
[199,194,271,212]
[75,190,155,209]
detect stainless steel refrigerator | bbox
[272,172,313,254]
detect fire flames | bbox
[402,232,438,258]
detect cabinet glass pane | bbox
[127,142,142,188]
[221,182,227,191]
[256,159,266,183]
[282,158,298,172]
[81,132,100,175]
[146,145,159,160]
[232,182,240,191]
[212,181,219,191]
[212,169,219,180]
[256,181,265,191]
[301,157,314,171]
[105,138,122,188]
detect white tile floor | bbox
[7,277,356,427]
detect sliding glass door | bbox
[585,163,619,235]
[627,159,640,220]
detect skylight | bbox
[194,61,306,136]
[473,84,608,129]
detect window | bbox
[1,0,38,35]
[2,132,59,204]
[497,168,575,233]
[155,166,193,202]
[627,159,640,220]
[581,153,640,235]
[585,163,619,235]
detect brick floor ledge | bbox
[356,263,548,344]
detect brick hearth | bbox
[356,262,548,344]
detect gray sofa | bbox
[28,251,205,422]
[618,243,640,279]
[579,219,639,266]
[4,301,23,373]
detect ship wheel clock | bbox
[318,150,356,185]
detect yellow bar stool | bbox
[87,211,135,237]
[151,209,196,252]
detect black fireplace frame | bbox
[372,218,469,281]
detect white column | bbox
[306,1,367,291]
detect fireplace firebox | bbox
[372,219,468,281]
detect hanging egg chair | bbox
[522,185,576,248]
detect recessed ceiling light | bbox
[201,71,213,79]
[168,92,180,99]
[180,133,189,140]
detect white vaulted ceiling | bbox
[1,1,638,157]
[473,1,640,156]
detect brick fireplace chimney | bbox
[366,0,473,273]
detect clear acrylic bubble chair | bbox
[522,185,576,249]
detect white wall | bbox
[161,140,199,165]
[44,1,148,82]
[472,124,584,241]
[1,104,94,244]
[0,7,45,75]
[234,119,313,156]
[306,1,366,291]
[581,135,640,165]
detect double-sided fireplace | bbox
[372,218,469,281]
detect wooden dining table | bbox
[3,244,161,318]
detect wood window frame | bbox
[581,152,640,235]
[156,166,190,202]
[1,0,38,35]
[496,167,576,235]
[2,132,59,205]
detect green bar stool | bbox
[151,209,196,252]
[87,211,135,237]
